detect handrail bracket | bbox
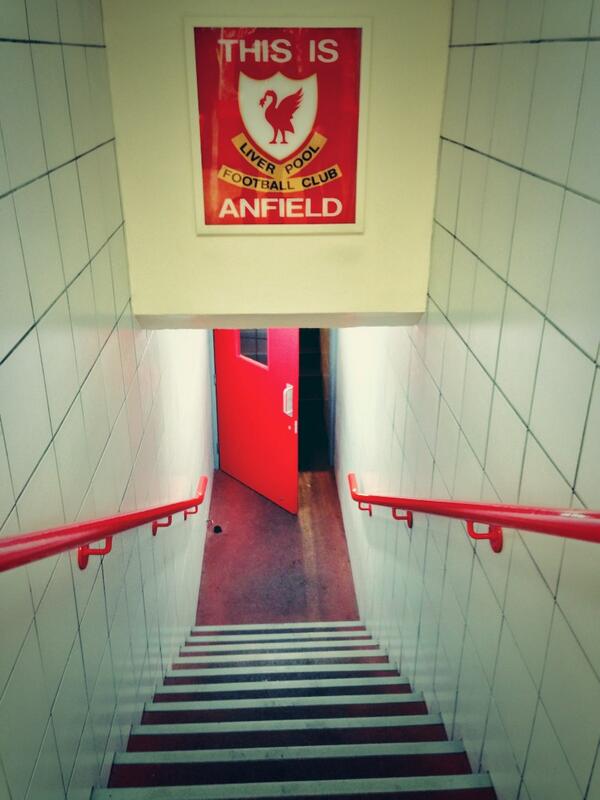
[392,508,414,529]
[77,536,113,570]
[358,500,373,516]
[466,521,503,553]
[152,514,173,536]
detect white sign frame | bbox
[184,16,371,236]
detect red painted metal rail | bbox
[347,473,600,553]
[0,476,209,573]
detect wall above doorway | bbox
[102,0,450,328]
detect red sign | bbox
[193,26,362,228]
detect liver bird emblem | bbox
[259,88,303,144]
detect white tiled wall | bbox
[336,2,600,799]
[0,2,214,798]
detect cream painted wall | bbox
[102,0,450,327]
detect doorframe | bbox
[208,330,219,469]
[328,328,338,466]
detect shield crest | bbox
[238,72,318,161]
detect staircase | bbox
[94,621,495,799]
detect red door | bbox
[214,328,299,513]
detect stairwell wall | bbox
[336,2,600,800]
[0,2,214,798]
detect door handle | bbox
[283,383,294,417]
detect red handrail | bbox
[0,476,209,573]
[347,473,600,553]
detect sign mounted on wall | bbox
[186,19,370,234]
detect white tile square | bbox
[454,629,491,767]
[435,140,463,232]
[468,260,505,376]
[117,308,136,393]
[453,432,484,500]
[97,143,122,236]
[460,352,493,464]
[466,557,503,684]
[25,0,60,40]
[576,370,600,508]
[14,177,64,319]
[36,293,78,433]
[504,536,555,684]
[0,132,10,196]
[86,48,114,144]
[24,721,64,800]
[541,608,600,790]
[80,359,109,470]
[508,173,564,312]
[57,0,84,44]
[31,44,74,170]
[588,753,600,800]
[485,388,527,502]
[480,699,521,800]
[593,0,600,34]
[523,704,582,800]
[63,45,95,154]
[0,331,51,497]
[100,332,125,430]
[0,196,34,362]
[547,192,600,359]
[50,162,90,284]
[0,625,50,800]
[52,640,88,782]
[54,397,91,521]
[0,435,14,528]
[504,0,543,40]
[491,44,538,166]
[492,623,538,768]
[451,0,478,44]
[541,0,593,38]
[434,399,460,493]
[457,149,487,252]
[447,241,476,342]
[496,288,544,422]
[478,159,519,279]
[441,326,468,420]
[0,0,28,37]
[35,552,78,704]
[530,324,595,484]
[476,0,508,42]
[0,526,35,697]
[68,267,99,382]
[518,435,569,593]
[91,248,116,346]
[82,0,104,46]
[0,42,46,188]
[524,43,586,184]
[66,714,100,800]
[108,229,130,315]
[556,537,600,678]
[77,148,107,256]
[442,47,474,142]
[569,43,600,202]
[465,45,502,152]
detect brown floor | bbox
[196,470,359,625]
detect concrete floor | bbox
[196,470,359,625]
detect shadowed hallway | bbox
[196,470,359,625]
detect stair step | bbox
[109,742,470,787]
[187,631,371,643]
[165,663,399,684]
[127,714,448,751]
[142,693,427,724]
[179,640,378,655]
[154,676,410,701]
[191,621,362,633]
[94,773,494,798]
[171,649,387,668]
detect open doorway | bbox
[298,328,332,471]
